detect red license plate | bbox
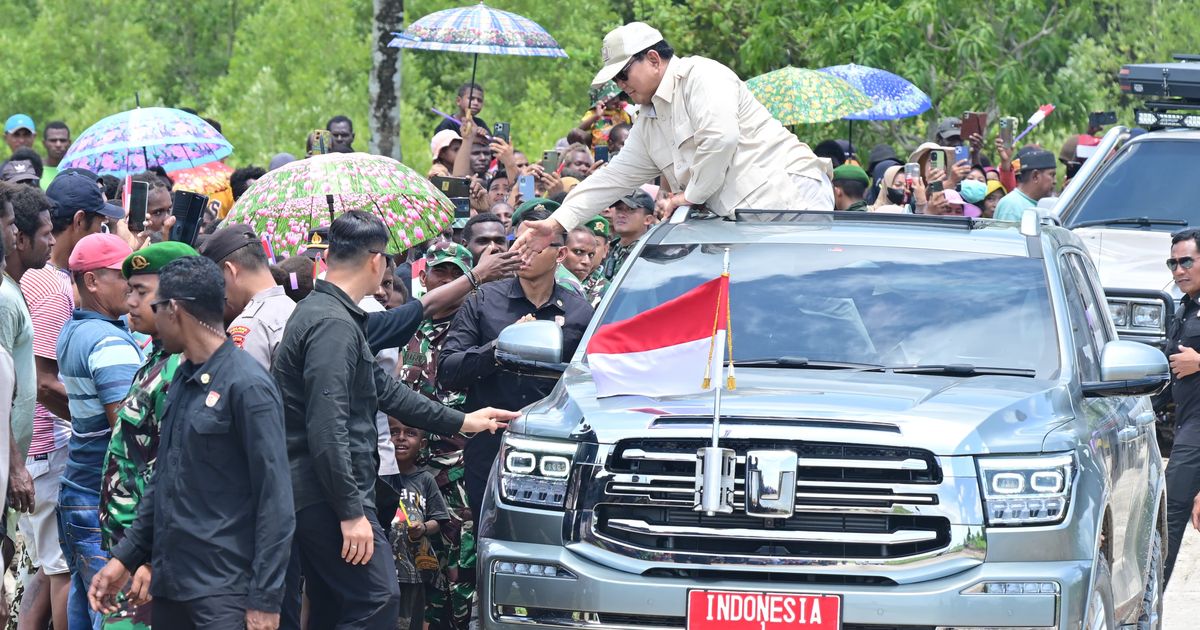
[687,590,842,630]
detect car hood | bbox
[517,367,1075,456]
[1073,227,1175,293]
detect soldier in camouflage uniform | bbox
[98,242,199,629]
[397,241,476,629]
[581,216,612,305]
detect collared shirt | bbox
[21,263,74,456]
[360,297,400,477]
[272,280,464,521]
[111,340,294,612]
[101,344,180,549]
[844,199,869,212]
[57,309,144,492]
[550,55,832,230]
[1169,295,1200,446]
[228,285,296,370]
[0,274,36,456]
[602,237,640,281]
[993,189,1037,222]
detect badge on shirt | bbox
[229,325,250,348]
[554,315,565,327]
[205,391,221,408]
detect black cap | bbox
[46,170,123,220]
[617,189,655,213]
[1016,149,1056,172]
[301,226,330,260]
[198,223,259,263]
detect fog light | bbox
[963,581,1059,595]
[493,560,575,579]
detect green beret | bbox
[123,241,200,279]
[584,215,611,238]
[512,197,561,227]
[832,164,870,186]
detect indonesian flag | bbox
[587,275,730,398]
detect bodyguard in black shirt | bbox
[90,256,294,629]
[1164,229,1200,583]
[440,206,594,521]
[271,211,516,629]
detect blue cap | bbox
[46,170,124,220]
[5,114,34,134]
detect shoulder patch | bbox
[228,325,251,348]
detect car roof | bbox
[656,214,1038,258]
[1128,128,1200,142]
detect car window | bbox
[595,243,1061,377]
[1059,254,1103,381]
[1063,139,1197,230]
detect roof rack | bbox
[1119,56,1200,127]
[729,209,984,229]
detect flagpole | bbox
[697,248,734,516]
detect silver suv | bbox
[480,211,1170,630]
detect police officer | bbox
[198,224,296,369]
[1164,228,1200,583]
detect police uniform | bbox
[198,223,297,370]
[1165,293,1200,582]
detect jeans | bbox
[57,480,107,630]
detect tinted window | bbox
[1064,140,1198,230]
[595,243,1060,377]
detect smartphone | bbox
[954,145,970,165]
[1088,111,1117,129]
[430,176,470,199]
[904,162,921,186]
[127,180,149,233]
[492,122,510,143]
[928,181,944,194]
[518,174,536,200]
[540,150,560,173]
[452,198,471,219]
[961,111,987,139]
[999,116,1017,148]
[929,150,946,172]
[168,190,208,246]
[594,145,610,163]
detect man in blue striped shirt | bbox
[56,233,143,630]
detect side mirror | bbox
[496,320,568,377]
[1082,340,1170,397]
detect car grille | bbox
[591,438,950,561]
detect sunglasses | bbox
[614,55,642,83]
[150,296,197,313]
[1167,256,1197,271]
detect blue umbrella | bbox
[818,63,931,120]
[58,107,232,178]
[389,3,566,95]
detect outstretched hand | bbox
[462,407,519,434]
[511,218,561,262]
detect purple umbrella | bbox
[59,107,233,178]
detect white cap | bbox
[430,129,463,160]
[592,22,664,87]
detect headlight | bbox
[1107,301,1129,327]
[1132,303,1164,329]
[499,435,577,509]
[976,453,1074,526]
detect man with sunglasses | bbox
[55,233,144,629]
[514,22,832,257]
[1163,228,1200,583]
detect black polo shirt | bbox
[1170,294,1200,446]
[111,340,294,612]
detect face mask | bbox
[959,179,988,204]
[886,187,907,204]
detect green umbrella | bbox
[746,66,874,125]
[223,152,454,257]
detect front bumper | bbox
[479,537,1091,630]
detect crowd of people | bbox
[0,19,1127,630]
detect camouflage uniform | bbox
[583,268,608,307]
[98,345,179,629]
[397,242,476,629]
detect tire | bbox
[1138,526,1165,630]
[1087,552,1117,630]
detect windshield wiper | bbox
[883,364,1037,377]
[1071,216,1188,229]
[731,357,884,370]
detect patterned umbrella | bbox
[59,107,232,178]
[819,64,931,120]
[746,66,873,125]
[389,3,566,97]
[222,153,454,257]
[171,161,234,219]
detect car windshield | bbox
[1063,139,1196,230]
[592,243,1060,377]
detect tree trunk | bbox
[369,0,404,161]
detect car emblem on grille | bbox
[745,450,798,518]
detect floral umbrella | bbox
[389,2,566,101]
[170,161,234,219]
[59,107,232,178]
[818,63,931,121]
[745,66,874,125]
[222,153,454,257]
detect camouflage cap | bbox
[122,241,200,279]
[584,215,611,238]
[424,240,474,275]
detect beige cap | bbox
[592,22,664,87]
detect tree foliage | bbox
[0,0,1197,173]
